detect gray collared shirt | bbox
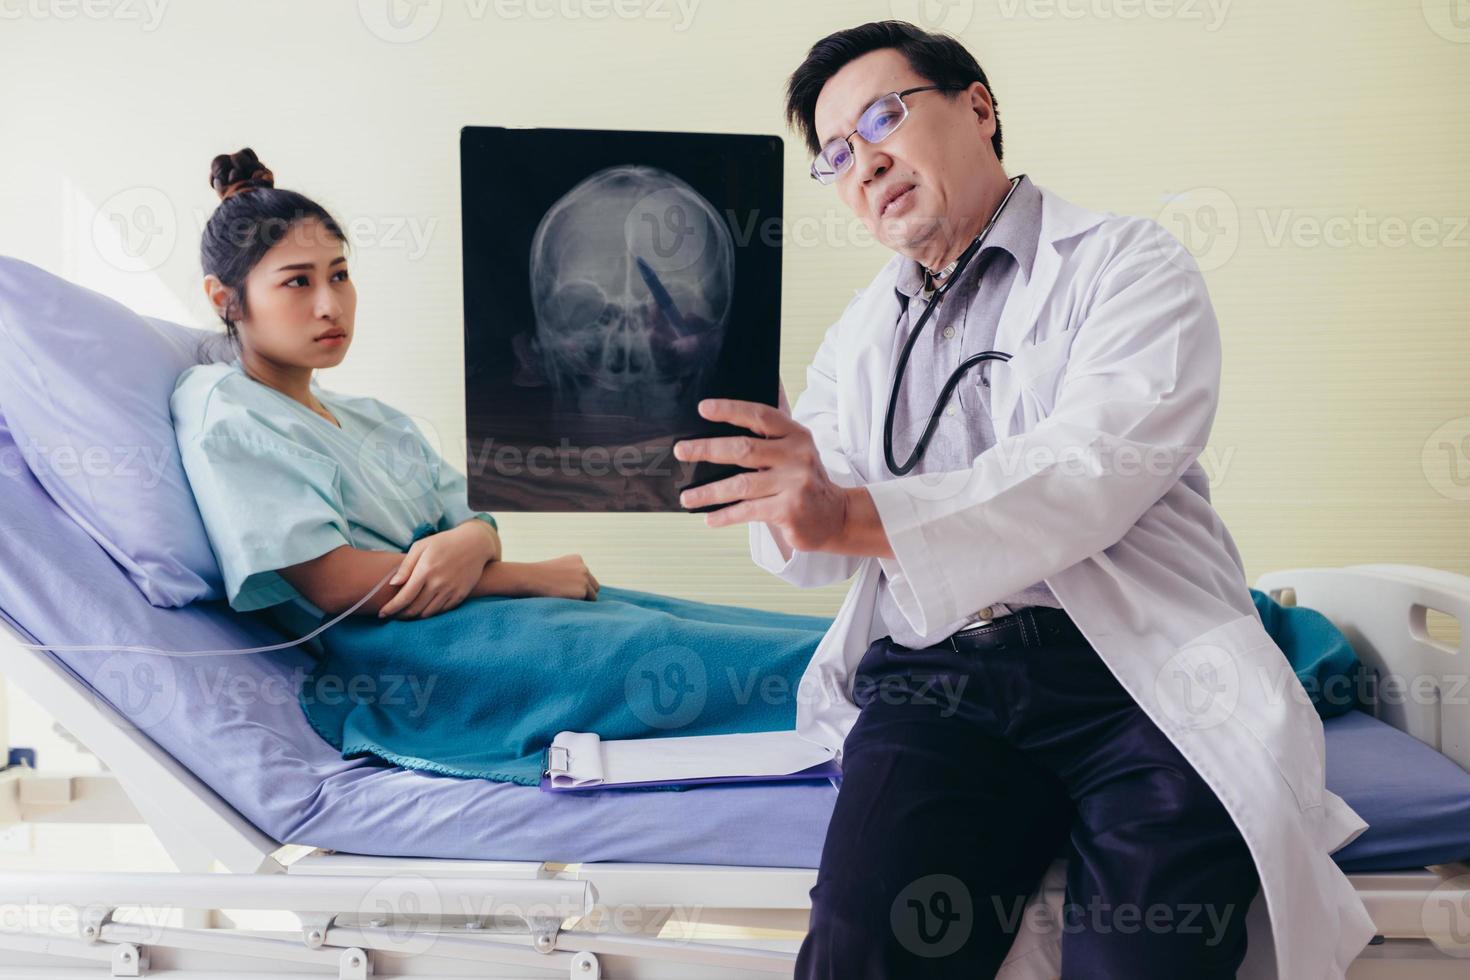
[875,174,1064,649]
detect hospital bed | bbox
[1,403,1469,976]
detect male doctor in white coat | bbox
[673,19,1375,980]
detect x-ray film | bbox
[460,126,783,512]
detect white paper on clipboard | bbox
[543,729,837,790]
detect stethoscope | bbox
[883,173,1024,476]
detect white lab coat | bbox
[749,182,1376,978]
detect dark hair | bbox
[784,20,1002,164]
[199,147,349,354]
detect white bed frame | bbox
[0,564,1465,978]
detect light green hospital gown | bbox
[170,358,497,631]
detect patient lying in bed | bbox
[169,148,830,785]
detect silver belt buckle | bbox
[948,605,1006,652]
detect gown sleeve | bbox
[179,422,354,612]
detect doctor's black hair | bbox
[198,147,350,356]
[784,20,1002,163]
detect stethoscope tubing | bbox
[883,174,1025,476]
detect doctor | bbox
[673,19,1374,980]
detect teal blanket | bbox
[300,577,833,785]
[298,551,1358,784]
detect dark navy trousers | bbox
[795,605,1260,979]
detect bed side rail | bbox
[1254,565,1469,771]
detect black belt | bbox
[946,606,1085,654]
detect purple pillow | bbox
[0,256,231,606]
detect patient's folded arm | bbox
[469,560,547,600]
[279,546,406,617]
[280,545,561,618]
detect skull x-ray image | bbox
[460,127,783,512]
[527,165,734,421]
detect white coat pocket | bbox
[1007,327,1077,385]
[1000,328,1078,427]
[1169,613,1327,811]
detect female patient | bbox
[172,149,831,784]
[173,147,596,626]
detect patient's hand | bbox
[378,525,498,619]
[525,555,600,602]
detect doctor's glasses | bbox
[809,85,967,185]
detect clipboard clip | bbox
[543,744,571,778]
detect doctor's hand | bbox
[378,524,498,619]
[673,396,849,552]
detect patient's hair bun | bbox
[210,148,275,202]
